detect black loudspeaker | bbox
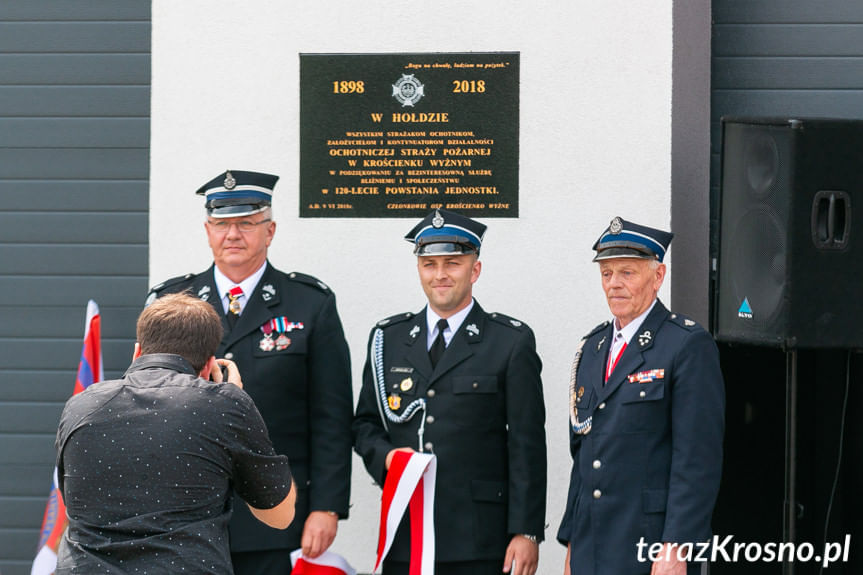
[714,117,863,348]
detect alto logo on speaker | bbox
[737,298,753,320]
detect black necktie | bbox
[429,318,448,368]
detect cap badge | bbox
[466,323,479,337]
[223,171,236,190]
[609,216,623,234]
[400,377,414,392]
[432,209,445,229]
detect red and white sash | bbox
[374,451,437,575]
[290,549,356,575]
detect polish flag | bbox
[31,300,103,575]
[291,549,356,575]
[374,451,437,575]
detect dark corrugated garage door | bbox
[0,2,150,573]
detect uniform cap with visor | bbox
[196,170,279,218]
[592,216,674,262]
[405,209,487,256]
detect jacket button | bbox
[225,352,234,360]
[598,402,606,410]
[427,389,435,398]
[639,390,646,398]
[593,489,602,499]
[592,459,601,470]
[472,382,479,389]
[426,415,435,424]
[424,442,434,452]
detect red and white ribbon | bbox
[374,451,437,575]
[290,549,356,575]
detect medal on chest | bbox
[258,317,305,352]
[275,334,291,350]
[259,322,275,351]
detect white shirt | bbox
[426,299,475,351]
[213,261,267,315]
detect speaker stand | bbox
[782,350,798,575]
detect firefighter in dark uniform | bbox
[353,209,547,575]
[557,217,725,575]
[146,170,352,575]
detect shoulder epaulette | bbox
[144,273,197,306]
[376,312,416,328]
[148,273,197,295]
[488,312,529,331]
[585,320,611,339]
[287,271,331,293]
[668,312,701,331]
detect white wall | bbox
[151,1,673,572]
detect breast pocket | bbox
[619,380,667,432]
[450,375,501,424]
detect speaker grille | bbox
[724,206,787,330]
[744,131,779,199]
[716,121,793,345]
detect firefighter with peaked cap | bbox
[557,216,725,575]
[146,170,352,574]
[353,208,547,575]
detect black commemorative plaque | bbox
[300,52,519,218]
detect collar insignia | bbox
[597,335,606,351]
[197,285,211,302]
[262,283,276,301]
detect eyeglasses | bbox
[207,218,271,233]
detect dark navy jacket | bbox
[353,301,547,562]
[557,300,724,575]
[148,262,352,552]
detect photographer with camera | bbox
[54,293,296,574]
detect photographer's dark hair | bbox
[137,293,223,372]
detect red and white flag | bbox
[31,300,103,575]
[374,451,437,575]
[291,549,356,575]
